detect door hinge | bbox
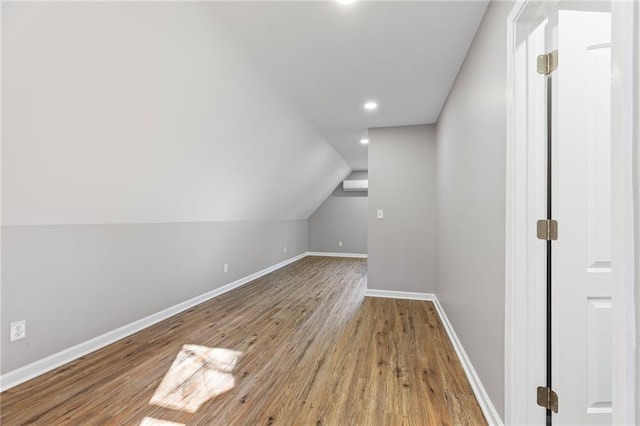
[537,50,558,75]
[537,386,559,413]
[537,219,558,240]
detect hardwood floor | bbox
[0,257,486,425]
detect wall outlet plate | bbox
[283,246,287,253]
[338,241,343,247]
[10,320,26,342]
[223,263,229,273]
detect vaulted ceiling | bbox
[3,2,489,226]
[211,1,489,170]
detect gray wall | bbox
[368,125,437,293]
[1,221,307,373]
[435,1,512,420]
[308,171,368,254]
[1,2,347,374]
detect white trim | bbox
[307,251,368,258]
[505,3,524,425]
[611,0,639,423]
[432,297,503,426]
[1,254,503,425]
[505,2,548,425]
[364,290,503,426]
[0,252,307,392]
[365,289,434,301]
[506,1,640,424]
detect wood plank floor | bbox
[0,257,486,425]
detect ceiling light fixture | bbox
[360,138,369,145]
[363,101,378,111]
[336,0,357,4]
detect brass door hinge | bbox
[537,219,558,241]
[537,386,559,413]
[537,50,558,75]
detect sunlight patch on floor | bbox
[148,345,242,414]
[140,417,185,426]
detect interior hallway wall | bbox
[1,2,349,374]
[308,171,368,254]
[1,221,307,373]
[368,125,437,293]
[435,0,513,420]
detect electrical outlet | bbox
[338,241,343,247]
[283,246,287,254]
[10,320,26,342]
[377,209,384,219]
[223,263,228,273]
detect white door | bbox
[550,7,612,426]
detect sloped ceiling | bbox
[210,1,489,170]
[2,1,488,225]
[2,2,350,225]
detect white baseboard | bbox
[0,252,307,392]
[431,298,503,426]
[365,289,502,426]
[1,254,501,426]
[307,251,367,258]
[365,289,435,301]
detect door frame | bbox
[505,1,639,424]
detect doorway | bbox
[505,1,638,425]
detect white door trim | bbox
[505,2,548,424]
[505,1,639,424]
[610,1,639,424]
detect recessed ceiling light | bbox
[363,101,378,111]
[336,0,357,4]
[360,138,369,145]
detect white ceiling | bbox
[211,1,488,170]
